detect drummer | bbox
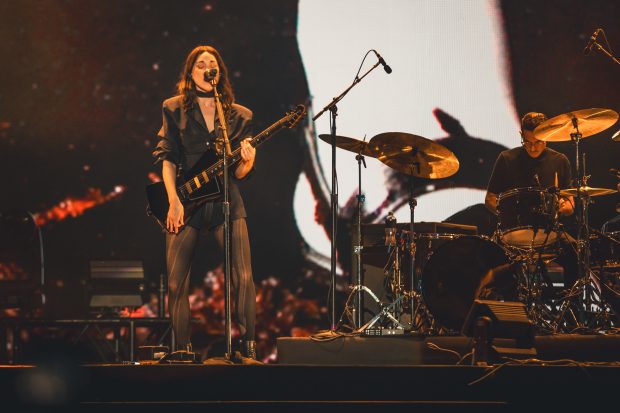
[485,112,574,216]
[485,111,577,291]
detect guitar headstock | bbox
[284,104,306,128]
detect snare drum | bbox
[497,187,559,248]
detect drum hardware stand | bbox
[357,242,409,333]
[352,149,367,329]
[353,228,409,334]
[337,284,382,331]
[409,184,418,331]
[406,174,435,332]
[567,121,591,324]
[312,52,385,331]
[503,194,562,332]
[515,231,559,333]
[357,295,408,333]
[556,124,611,330]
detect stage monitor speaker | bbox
[461,299,536,364]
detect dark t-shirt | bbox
[487,146,572,195]
[153,95,254,230]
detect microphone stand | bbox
[590,31,620,142]
[211,77,235,359]
[312,59,383,331]
[590,39,620,66]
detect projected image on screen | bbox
[294,0,520,268]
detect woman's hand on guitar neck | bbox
[167,196,184,233]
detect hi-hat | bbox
[368,132,459,179]
[533,108,619,142]
[317,134,375,156]
[560,186,618,197]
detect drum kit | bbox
[320,107,620,335]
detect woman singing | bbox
[153,45,257,359]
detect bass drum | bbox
[421,236,511,331]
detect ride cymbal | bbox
[368,132,459,179]
[534,108,619,142]
[317,134,375,156]
[559,186,618,197]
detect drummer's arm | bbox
[559,195,574,216]
[485,191,498,215]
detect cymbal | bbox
[368,132,459,179]
[612,129,620,141]
[560,186,618,197]
[317,134,375,156]
[533,108,619,142]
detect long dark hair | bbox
[176,45,235,112]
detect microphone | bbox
[203,68,218,82]
[372,50,392,74]
[583,28,602,55]
[610,168,620,178]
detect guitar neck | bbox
[178,114,295,198]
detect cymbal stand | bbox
[405,171,436,332]
[356,236,409,332]
[353,150,366,329]
[408,178,418,330]
[521,217,560,332]
[569,119,589,323]
[564,119,609,329]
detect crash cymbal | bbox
[612,129,620,141]
[368,132,459,179]
[560,186,618,197]
[317,134,375,156]
[533,108,619,142]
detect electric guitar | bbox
[146,104,306,231]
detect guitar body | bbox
[146,104,306,232]
[146,151,223,230]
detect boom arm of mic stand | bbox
[591,41,620,66]
[312,60,382,122]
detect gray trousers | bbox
[165,217,255,350]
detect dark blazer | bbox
[153,95,254,226]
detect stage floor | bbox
[277,333,620,365]
[2,333,619,412]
